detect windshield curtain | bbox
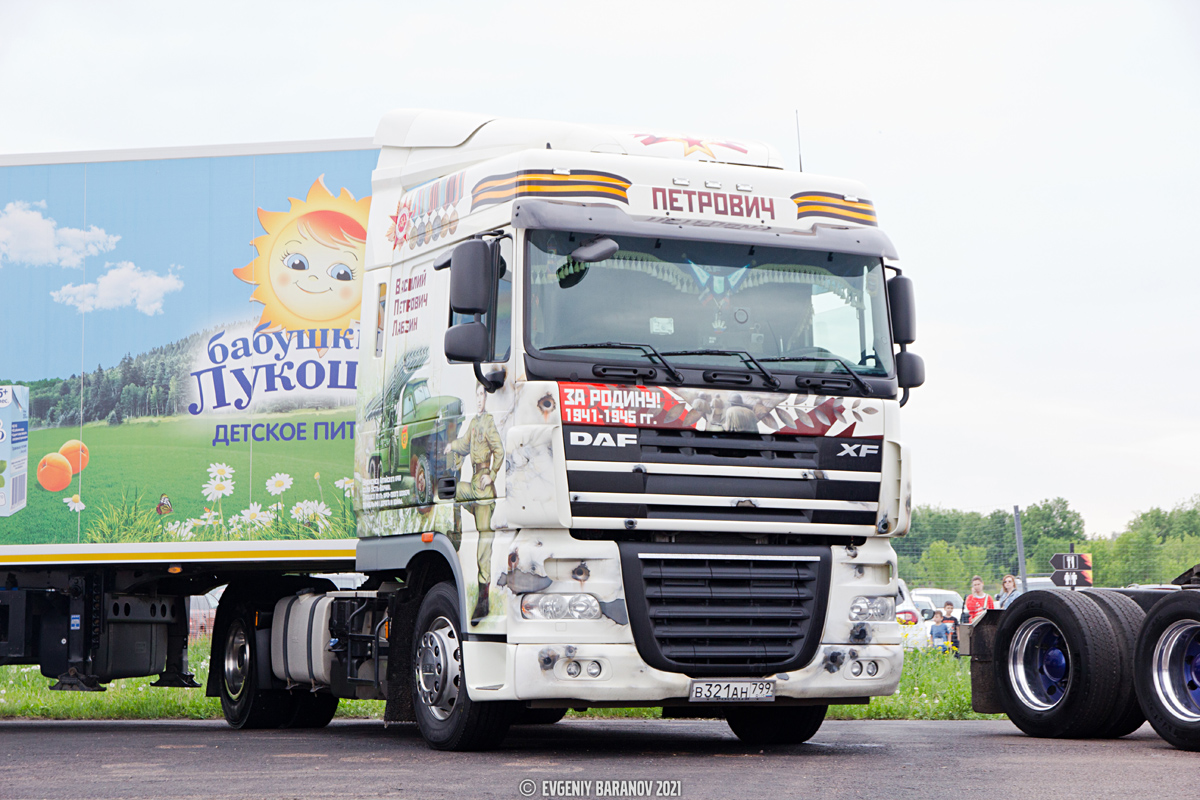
[526,230,894,376]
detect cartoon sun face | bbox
[234,177,371,332]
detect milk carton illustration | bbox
[0,386,29,517]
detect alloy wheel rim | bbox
[1008,616,1070,711]
[223,620,251,700]
[1152,620,1200,722]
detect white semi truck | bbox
[1,109,931,750]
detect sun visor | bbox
[512,200,899,260]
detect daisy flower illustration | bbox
[207,463,235,480]
[239,503,272,527]
[166,520,195,540]
[63,494,85,513]
[265,473,293,496]
[202,477,235,503]
[334,477,355,496]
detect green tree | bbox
[916,541,966,591]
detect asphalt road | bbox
[0,718,1192,800]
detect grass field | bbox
[3,409,357,545]
[0,644,996,722]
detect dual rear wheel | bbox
[994,587,1200,750]
[218,607,338,730]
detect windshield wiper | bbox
[540,342,685,383]
[759,355,873,395]
[660,348,781,389]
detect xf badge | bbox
[837,443,880,458]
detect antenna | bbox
[794,109,803,172]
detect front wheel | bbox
[726,705,827,745]
[218,609,295,729]
[412,582,516,750]
[1134,590,1200,751]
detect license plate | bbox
[688,679,776,702]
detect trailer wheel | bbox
[1134,590,1200,751]
[218,609,294,729]
[992,590,1120,738]
[283,692,339,729]
[415,454,433,505]
[1082,590,1147,738]
[412,582,516,750]
[515,707,567,725]
[726,705,827,745]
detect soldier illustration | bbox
[445,382,504,625]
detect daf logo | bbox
[570,431,638,448]
[837,443,880,458]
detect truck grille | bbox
[565,426,881,535]
[619,543,831,677]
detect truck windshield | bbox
[526,230,894,377]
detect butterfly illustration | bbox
[156,494,173,515]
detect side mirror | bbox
[445,321,490,363]
[896,350,925,389]
[449,240,494,314]
[921,608,935,621]
[887,274,916,345]
[570,236,619,263]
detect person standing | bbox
[965,575,996,623]
[995,574,1022,609]
[929,610,951,652]
[942,601,959,653]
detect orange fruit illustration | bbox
[37,453,73,492]
[59,440,89,474]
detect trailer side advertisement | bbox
[0,147,375,545]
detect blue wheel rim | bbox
[1009,617,1071,711]
[1153,620,1200,722]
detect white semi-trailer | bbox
[0,109,931,750]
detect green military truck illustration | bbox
[368,368,462,505]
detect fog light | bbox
[866,661,878,677]
[586,660,602,678]
[566,660,582,677]
[850,660,864,677]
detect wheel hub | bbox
[415,616,461,721]
[1152,620,1200,722]
[1009,617,1071,711]
[223,621,251,701]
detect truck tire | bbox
[515,707,567,725]
[412,582,516,750]
[725,705,827,745]
[992,590,1121,738]
[218,608,295,729]
[415,454,433,505]
[1082,589,1147,738]
[1133,590,1200,751]
[284,692,339,729]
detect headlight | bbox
[521,593,604,620]
[849,596,895,622]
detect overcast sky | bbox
[2,0,1197,537]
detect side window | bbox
[402,388,415,418]
[374,281,387,358]
[493,237,513,361]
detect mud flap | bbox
[384,589,418,723]
[968,609,1004,714]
